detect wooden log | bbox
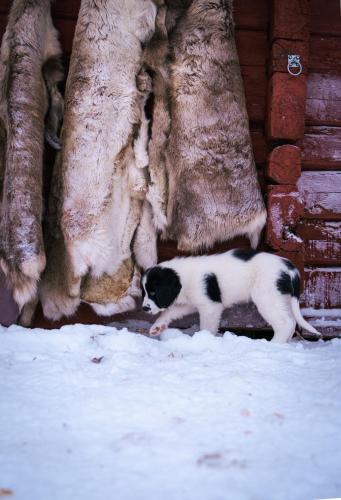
[241,66,267,123]
[251,128,267,165]
[306,73,341,127]
[309,36,341,75]
[267,72,306,140]
[297,220,341,265]
[297,171,341,219]
[266,185,304,252]
[310,0,341,36]
[302,267,341,308]
[266,145,301,184]
[235,30,268,67]
[270,39,308,75]
[299,126,341,169]
[234,0,270,31]
[271,0,310,41]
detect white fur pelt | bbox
[40,0,158,320]
[164,0,267,251]
[0,0,63,316]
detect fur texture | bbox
[164,0,266,251]
[0,0,63,312]
[142,250,321,343]
[40,0,157,320]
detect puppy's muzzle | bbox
[142,305,151,312]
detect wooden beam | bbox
[297,171,341,219]
[299,126,341,169]
[297,220,341,265]
[306,74,341,127]
[266,185,304,252]
[266,144,301,184]
[271,0,310,41]
[302,267,341,308]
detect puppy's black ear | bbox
[146,267,181,308]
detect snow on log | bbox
[302,267,341,308]
[299,127,341,169]
[266,185,304,252]
[297,171,341,219]
[297,220,341,265]
[306,74,341,127]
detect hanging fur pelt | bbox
[164,0,267,251]
[40,0,158,320]
[133,1,170,270]
[0,0,64,313]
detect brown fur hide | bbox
[164,0,266,251]
[0,0,64,313]
[40,0,157,320]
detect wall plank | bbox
[302,267,341,308]
[235,30,268,66]
[234,0,270,31]
[310,0,341,36]
[306,73,341,127]
[297,171,341,219]
[309,36,341,74]
[299,127,341,169]
[297,220,341,265]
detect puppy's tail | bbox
[291,297,321,338]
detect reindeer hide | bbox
[165,0,266,251]
[0,0,64,312]
[40,0,157,320]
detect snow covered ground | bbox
[1,324,341,500]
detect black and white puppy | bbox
[141,249,321,343]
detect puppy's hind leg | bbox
[198,304,223,335]
[252,294,296,344]
[149,304,196,336]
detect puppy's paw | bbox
[149,323,167,337]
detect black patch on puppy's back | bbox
[282,258,296,271]
[233,248,258,261]
[291,273,300,299]
[145,266,181,308]
[277,271,300,299]
[204,273,222,303]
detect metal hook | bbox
[287,55,302,77]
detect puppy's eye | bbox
[149,291,156,298]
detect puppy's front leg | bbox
[149,304,196,336]
[198,304,223,335]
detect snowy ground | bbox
[1,325,341,500]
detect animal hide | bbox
[164,0,267,251]
[133,1,169,269]
[40,0,157,320]
[0,0,64,313]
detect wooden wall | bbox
[0,0,339,328]
[298,0,341,308]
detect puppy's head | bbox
[141,266,182,314]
